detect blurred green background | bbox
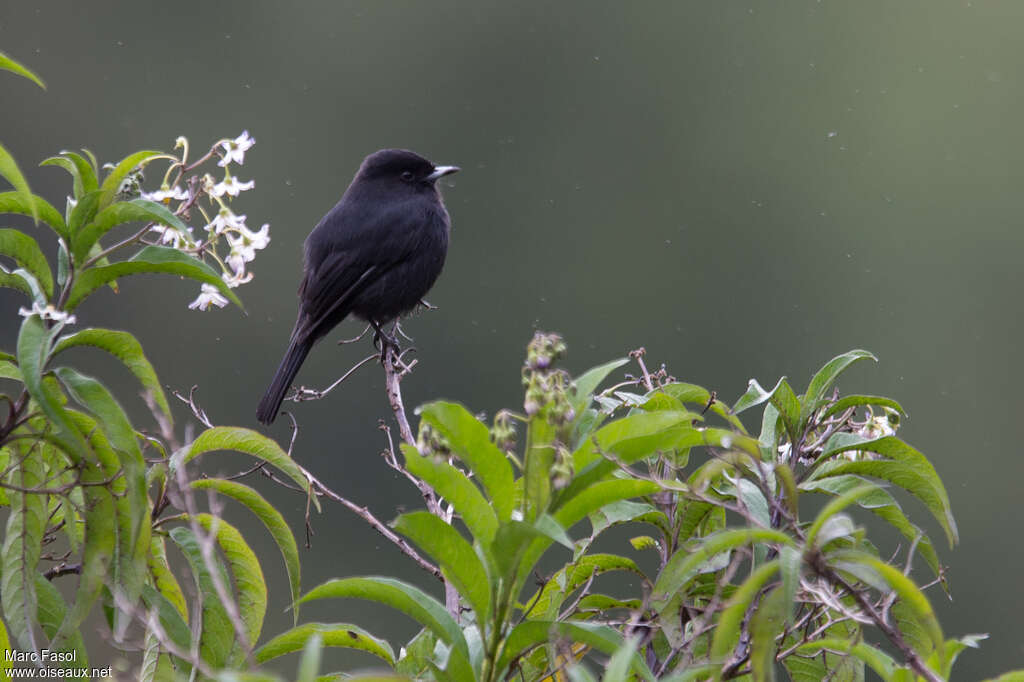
[1,0,1022,677]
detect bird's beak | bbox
[426,165,460,181]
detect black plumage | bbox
[256,149,458,424]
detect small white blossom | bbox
[142,185,189,202]
[212,175,254,198]
[18,302,76,325]
[226,223,270,263]
[66,196,77,212]
[149,223,194,249]
[206,207,247,234]
[222,263,253,288]
[174,136,188,149]
[218,130,255,167]
[188,283,229,311]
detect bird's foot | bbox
[372,321,402,363]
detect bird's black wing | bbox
[294,252,379,342]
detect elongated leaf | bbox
[195,513,267,663]
[148,535,188,623]
[829,549,943,656]
[73,198,189,263]
[0,141,36,222]
[651,528,795,613]
[570,358,629,419]
[53,327,172,421]
[710,561,780,665]
[821,395,906,421]
[801,350,877,426]
[417,401,515,521]
[657,382,746,431]
[795,638,896,679]
[749,587,786,682]
[805,484,876,549]
[192,478,301,621]
[176,427,311,498]
[732,376,785,415]
[0,191,65,233]
[62,151,98,194]
[0,228,53,298]
[526,554,644,621]
[299,576,466,654]
[393,511,491,622]
[256,623,395,666]
[41,155,88,201]
[97,150,171,208]
[169,526,234,668]
[35,575,88,669]
[66,244,241,310]
[140,583,193,653]
[802,475,940,578]
[68,190,102,235]
[1,444,47,650]
[497,621,652,680]
[0,50,46,89]
[402,444,498,546]
[810,436,957,546]
[571,410,699,471]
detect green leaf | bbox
[821,395,906,421]
[802,475,941,579]
[0,50,46,89]
[651,528,795,614]
[175,426,311,500]
[256,623,396,667]
[0,191,66,234]
[35,575,88,669]
[801,350,877,427]
[148,535,189,624]
[402,444,498,545]
[657,382,747,432]
[0,141,37,223]
[53,327,172,422]
[66,244,242,310]
[795,638,896,680]
[732,376,785,415]
[497,621,652,680]
[195,513,267,663]
[0,444,47,650]
[140,583,192,653]
[68,190,103,235]
[169,526,234,669]
[526,554,644,621]
[299,576,467,655]
[829,549,944,656]
[97,150,172,209]
[570,358,629,414]
[810,436,957,546]
[41,155,85,200]
[417,401,515,521]
[0,617,9,679]
[571,410,699,472]
[393,511,491,622]
[192,478,301,622]
[73,198,189,263]
[805,484,876,550]
[749,587,786,682]
[0,228,54,299]
[710,561,780,665]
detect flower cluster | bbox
[136,131,269,310]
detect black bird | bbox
[256,149,459,424]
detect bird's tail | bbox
[256,336,312,424]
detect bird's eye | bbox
[400,171,414,181]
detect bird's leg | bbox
[371,320,402,363]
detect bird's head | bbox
[357,149,459,190]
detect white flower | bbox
[218,130,255,167]
[174,136,188,149]
[222,262,253,288]
[142,185,189,202]
[18,302,76,325]
[188,283,229,311]
[206,207,247,234]
[226,223,270,263]
[211,175,254,198]
[149,223,194,249]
